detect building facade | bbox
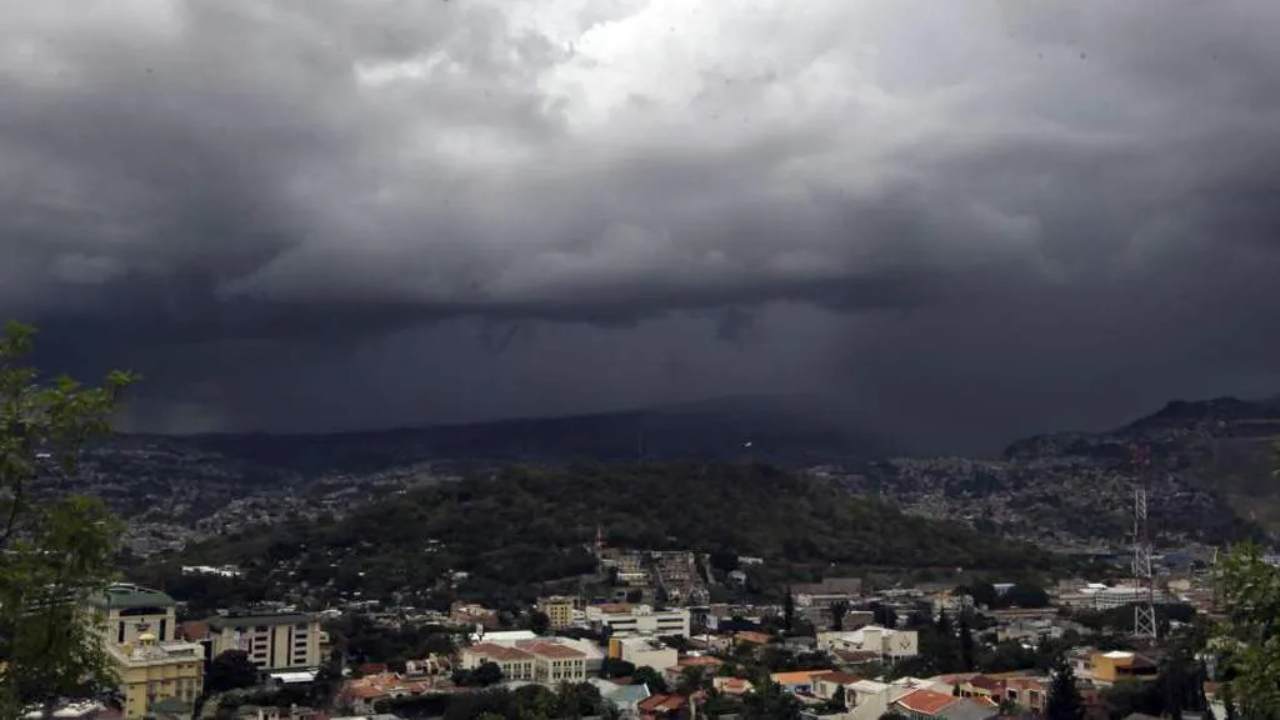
[208,611,323,671]
[537,596,576,629]
[89,584,203,720]
[585,604,690,638]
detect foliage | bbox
[207,650,260,693]
[453,661,504,687]
[178,463,1051,608]
[631,665,668,694]
[1214,542,1280,719]
[740,677,801,720]
[0,322,135,717]
[599,657,636,679]
[436,682,605,720]
[1045,651,1084,720]
[529,610,551,636]
[830,599,849,631]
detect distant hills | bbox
[79,393,1280,547]
[113,394,900,476]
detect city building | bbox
[90,583,177,649]
[461,640,588,685]
[207,611,323,671]
[585,603,690,638]
[817,626,919,659]
[610,636,678,672]
[1088,650,1159,686]
[109,633,205,720]
[88,584,203,720]
[537,595,576,629]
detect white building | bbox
[612,636,678,672]
[585,604,691,638]
[816,626,918,659]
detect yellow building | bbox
[110,634,205,720]
[207,611,323,670]
[1090,650,1158,686]
[537,596,576,629]
[90,584,204,720]
[90,583,178,648]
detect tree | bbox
[631,665,668,694]
[207,650,260,693]
[473,661,504,687]
[872,603,898,629]
[529,610,550,636]
[783,586,795,633]
[742,678,801,720]
[827,684,847,712]
[0,322,136,718]
[599,657,636,679]
[1045,651,1084,720]
[676,666,711,696]
[959,615,975,671]
[830,600,849,631]
[1215,543,1280,719]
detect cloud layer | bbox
[3,0,1280,451]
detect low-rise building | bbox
[1089,650,1158,686]
[90,583,178,649]
[460,641,588,685]
[585,603,691,638]
[610,636,678,672]
[817,626,918,659]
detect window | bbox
[118,621,125,644]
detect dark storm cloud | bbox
[3,0,1280,447]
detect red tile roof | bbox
[523,641,585,659]
[467,643,533,661]
[814,671,862,685]
[638,694,688,712]
[896,689,961,716]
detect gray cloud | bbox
[3,0,1280,451]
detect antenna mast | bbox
[1131,445,1157,640]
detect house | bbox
[895,689,961,718]
[1002,676,1048,713]
[450,602,500,630]
[771,670,834,695]
[339,671,433,714]
[665,655,723,685]
[812,671,863,701]
[732,630,773,647]
[845,680,895,720]
[817,626,918,659]
[713,676,755,696]
[638,693,688,719]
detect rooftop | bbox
[208,611,314,629]
[89,583,174,610]
[896,688,960,715]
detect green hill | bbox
[168,463,1051,609]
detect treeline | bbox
[172,463,1053,607]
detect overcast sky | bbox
[4,1,1280,453]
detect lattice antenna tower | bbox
[1131,444,1157,640]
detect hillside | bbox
[158,463,1052,610]
[843,396,1280,547]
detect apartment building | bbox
[208,611,323,670]
[537,596,576,629]
[585,603,691,638]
